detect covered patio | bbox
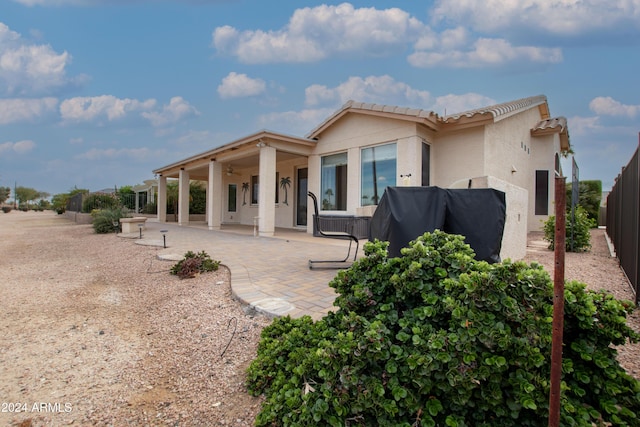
[153,130,317,237]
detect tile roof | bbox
[308,95,550,138]
[532,116,567,133]
[441,95,548,123]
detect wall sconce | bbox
[400,173,412,186]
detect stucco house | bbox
[152,94,570,260]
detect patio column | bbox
[178,168,190,226]
[207,159,223,230]
[258,143,276,237]
[157,175,167,223]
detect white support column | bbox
[258,144,276,236]
[207,160,223,230]
[134,191,139,213]
[178,168,190,226]
[307,154,320,235]
[157,175,167,223]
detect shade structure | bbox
[369,186,506,263]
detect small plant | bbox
[91,207,131,234]
[543,205,596,252]
[170,250,220,279]
[2,206,12,213]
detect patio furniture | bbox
[308,191,359,269]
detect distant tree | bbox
[567,180,602,225]
[117,186,136,211]
[15,186,39,209]
[190,181,206,214]
[0,186,10,204]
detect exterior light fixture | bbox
[138,223,144,239]
[160,230,168,248]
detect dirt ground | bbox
[0,211,638,426]
[1,211,270,426]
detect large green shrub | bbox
[544,205,596,252]
[247,231,640,426]
[567,180,602,224]
[91,207,131,234]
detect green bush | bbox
[567,180,602,224]
[247,231,640,426]
[82,193,121,213]
[543,205,596,252]
[170,250,220,279]
[91,207,131,234]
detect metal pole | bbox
[549,176,566,427]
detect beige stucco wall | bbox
[467,176,528,260]
[527,133,559,231]
[309,114,420,215]
[430,128,485,188]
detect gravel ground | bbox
[0,211,637,426]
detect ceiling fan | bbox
[226,165,240,176]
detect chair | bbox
[308,191,359,269]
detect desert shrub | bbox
[2,206,12,213]
[544,205,596,252]
[91,207,131,234]
[82,193,121,213]
[170,250,220,279]
[247,231,640,427]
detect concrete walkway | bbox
[125,219,360,320]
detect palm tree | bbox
[324,188,334,209]
[242,182,249,205]
[279,176,291,205]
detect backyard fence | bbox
[606,137,639,303]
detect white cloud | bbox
[75,147,151,161]
[567,115,603,136]
[589,96,640,118]
[432,93,497,116]
[431,0,640,38]
[172,130,211,145]
[141,96,199,127]
[0,22,83,95]
[409,37,562,68]
[257,108,335,136]
[212,3,426,63]
[305,75,431,107]
[0,139,35,154]
[0,97,58,124]
[217,72,266,99]
[60,95,156,124]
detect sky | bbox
[1,0,639,198]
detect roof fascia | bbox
[153,130,315,175]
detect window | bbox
[249,173,280,205]
[321,152,347,210]
[361,143,396,206]
[275,172,279,204]
[228,184,237,212]
[535,170,549,215]
[422,142,430,186]
[251,175,259,205]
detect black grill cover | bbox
[369,186,506,263]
